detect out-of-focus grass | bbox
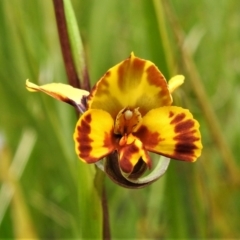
[0,0,240,239]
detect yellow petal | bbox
[26,80,89,112]
[118,134,151,174]
[133,106,202,162]
[168,75,184,93]
[88,53,172,118]
[74,109,116,163]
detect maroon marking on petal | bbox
[87,72,111,106]
[103,129,116,148]
[118,57,146,91]
[174,131,199,142]
[172,141,198,161]
[169,111,174,118]
[146,65,171,106]
[87,84,97,106]
[162,152,194,162]
[133,125,163,148]
[75,113,98,163]
[175,142,198,153]
[90,83,98,94]
[94,77,110,97]
[132,57,146,76]
[105,70,111,78]
[119,143,139,173]
[100,76,110,88]
[170,113,186,125]
[175,119,195,133]
[146,65,165,86]
[171,123,200,161]
[158,147,196,162]
[76,113,91,138]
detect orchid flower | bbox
[26,53,202,187]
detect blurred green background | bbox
[0,0,240,239]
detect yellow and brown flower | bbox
[26,53,202,179]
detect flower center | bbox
[114,107,142,136]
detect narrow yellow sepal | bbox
[26,80,41,92]
[26,79,89,112]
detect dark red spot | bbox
[100,77,109,88]
[87,73,110,104]
[160,147,195,162]
[171,141,198,161]
[170,113,186,125]
[133,126,162,148]
[105,70,111,77]
[75,114,98,163]
[94,77,110,97]
[175,142,197,153]
[132,57,145,74]
[171,121,199,161]
[174,131,199,142]
[169,111,174,118]
[87,84,97,106]
[146,65,166,87]
[119,143,140,173]
[175,119,195,133]
[103,129,115,148]
[117,57,145,91]
[146,65,172,105]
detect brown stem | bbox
[52,0,81,89]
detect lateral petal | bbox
[118,134,151,174]
[134,106,202,162]
[26,80,89,112]
[88,53,172,118]
[74,109,116,163]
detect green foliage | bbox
[0,0,240,239]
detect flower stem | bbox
[52,0,81,90]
